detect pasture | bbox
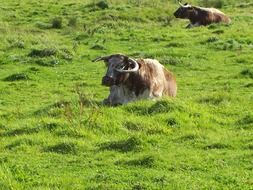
[0,0,252,189]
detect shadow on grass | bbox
[176,134,198,142]
[246,144,253,150]
[0,127,40,137]
[244,83,253,88]
[5,138,39,150]
[123,121,143,131]
[203,143,232,150]
[166,117,180,128]
[236,114,253,129]
[125,100,181,116]
[0,122,61,137]
[84,1,109,12]
[3,73,30,82]
[199,94,231,106]
[123,121,171,135]
[99,137,141,153]
[45,142,78,154]
[0,124,7,130]
[28,48,57,57]
[115,155,155,168]
[240,69,253,79]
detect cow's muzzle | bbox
[102,76,114,86]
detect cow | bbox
[174,2,231,28]
[93,54,177,106]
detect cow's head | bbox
[174,2,196,19]
[93,54,139,87]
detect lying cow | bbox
[93,54,177,105]
[174,2,231,28]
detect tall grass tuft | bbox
[51,17,63,29]
[3,73,29,81]
[68,17,77,27]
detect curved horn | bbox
[178,1,190,7]
[115,58,139,73]
[178,1,184,7]
[92,56,109,62]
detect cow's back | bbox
[193,6,230,25]
[210,8,231,24]
[139,59,177,97]
[163,68,177,97]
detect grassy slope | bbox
[0,0,253,189]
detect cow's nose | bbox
[102,76,114,86]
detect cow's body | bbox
[104,59,177,105]
[174,3,231,28]
[93,54,177,106]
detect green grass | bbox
[0,0,253,189]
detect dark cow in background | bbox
[174,2,231,28]
[93,54,177,106]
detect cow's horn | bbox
[92,56,109,62]
[178,1,184,7]
[115,58,139,73]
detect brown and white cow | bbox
[93,54,177,106]
[174,2,231,28]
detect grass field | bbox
[0,0,253,189]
